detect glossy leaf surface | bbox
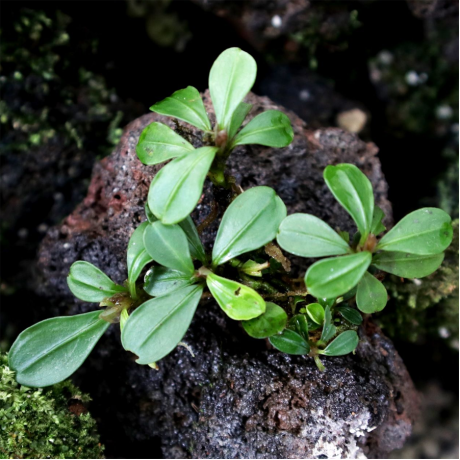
[324,164,374,239]
[377,208,453,255]
[356,271,387,313]
[148,146,218,224]
[67,261,126,303]
[277,213,350,257]
[232,110,294,148]
[338,306,363,325]
[206,272,265,320]
[370,206,386,236]
[9,311,109,387]
[136,122,194,165]
[127,222,153,297]
[144,267,195,297]
[209,48,257,129]
[320,306,336,342]
[212,186,287,266]
[288,314,309,341]
[372,251,444,278]
[228,102,252,139]
[305,303,325,325]
[122,284,203,364]
[150,86,211,131]
[242,302,287,338]
[305,252,372,299]
[143,221,194,275]
[269,329,310,355]
[320,330,359,356]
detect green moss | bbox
[0,353,104,459]
[378,220,459,346]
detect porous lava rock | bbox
[35,92,417,458]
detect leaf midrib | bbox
[379,225,443,248]
[313,255,369,287]
[237,123,286,142]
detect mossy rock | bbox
[0,353,104,459]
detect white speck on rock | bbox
[271,15,282,28]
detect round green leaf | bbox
[372,251,445,278]
[338,306,363,325]
[356,271,388,313]
[9,311,109,387]
[148,146,218,225]
[143,221,194,276]
[136,122,194,165]
[127,222,153,298]
[305,252,372,299]
[319,330,359,356]
[144,267,195,297]
[277,213,351,258]
[232,110,294,148]
[122,284,203,365]
[269,329,310,355]
[377,208,453,255]
[209,48,257,130]
[67,261,126,303]
[212,186,287,266]
[206,272,266,320]
[242,302,287,338]
[150,86,211,131]
[324,164,374,240]
[305,303,325,325]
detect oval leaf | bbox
[150,86,211,131]
[242,302,287,338]
[122,284,203,365]
[206,272,265,320]
[338,306,363,325]
[179,215,206,263]
[320,330,359,356]
[136,122,194,166]
[324,164,374,240]
[305,303,325,325]
[127,222,153,298]
[356,271,388,313]
[212,186,287,266]
[377,208,453,255]
[320,305,337,342]
[277,213,350,258]
[67,261,126,303]
[372,251,445,278]
[232,110,294,148]
[143,221,194,275]
[228,102,252,139]
[209,48,257,129]
[9,311,109,387]
[148,146,218,225]
[305,252,372,299]
[144,267,195,297]
[288,314,309,341]
[269,329,310,355]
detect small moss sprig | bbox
[8,48,453,387]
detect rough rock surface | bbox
[35,92,417,458]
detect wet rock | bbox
[35,92,417,458]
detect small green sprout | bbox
[7,48,453,386]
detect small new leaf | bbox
[269,329,310,355]
[338,306,363,325]
[242,302,287,338]
[356,271,387,313]
[8,311,109,387]
[178,215,206,263]
[288,314,309,341]
[305,303,325,325]
[206,272,265,320]
[228,102,252,140]
[372,251,445,278]
[320,305,336,342]
[212,186,287,266]
[377,208,453,255]
[305,252,372,299]
[122,284,203,364]
[136,122,194,165]
[148,146,218,224]
[232,110,294,148]
[370,206,386,236]
[67,261,126,303]
[143,221,194,275]
[150,86,211,131]
[277,213,351,258]
[319,330,359,356]
[144,267,195,297]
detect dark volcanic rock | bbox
[35,92,415,458]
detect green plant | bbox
[8,48,453,387]
[0,352,104,459]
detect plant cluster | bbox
[0,353,104,459]
[8,48,453,387]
